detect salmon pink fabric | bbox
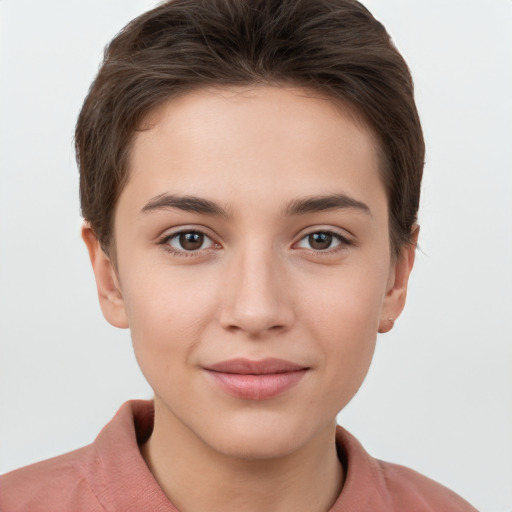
[0,400,476,511]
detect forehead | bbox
[121,85,385,216]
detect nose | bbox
[218,245,295,337]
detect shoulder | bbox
[0,400,158,512]
[0,445,105,512]
[376,459,478,512]
[334,425,477,512]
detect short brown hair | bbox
[76,0,424,256]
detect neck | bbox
[141,399,344,512]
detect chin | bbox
[195,410,326,461]
[206,430,303,461]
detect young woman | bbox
[0,1,479,510]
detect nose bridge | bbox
[219,239,293,335]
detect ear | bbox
[81,222,129,329]
[378,226,419,334]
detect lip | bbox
[203,358,309,400]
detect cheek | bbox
[302,259,388,336]
[120,265,219,380]
[299,264,388,401]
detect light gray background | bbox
[1,1,511,510]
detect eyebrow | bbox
[141,192,371,218]
[285,193,371,216]
[141,193,230,216]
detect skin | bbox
[83,85,417,512]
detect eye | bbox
[165,230,216,252]
[295,231,350,251]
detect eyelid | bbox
[292,227,354,251]
[157,226,222,256]
[157,224,218,242]
[170,231,215,250]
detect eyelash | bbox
[295,230,354,253]
[157,230,219,257]
[157,228,354,257]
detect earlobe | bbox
[378,226,419,334]
[81,222,129,329]
[378,317,395,334]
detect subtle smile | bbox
[203,358,310,400]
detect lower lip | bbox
[205,369,308,400]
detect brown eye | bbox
[166,231,215,252]
[295,231,349,252]
[308,232,333,250]
[179,232,204,250]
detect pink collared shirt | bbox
[0,400,477,511]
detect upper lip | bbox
[204,358,309,375]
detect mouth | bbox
[203,358,310,400]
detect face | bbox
[84,85,414,460]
